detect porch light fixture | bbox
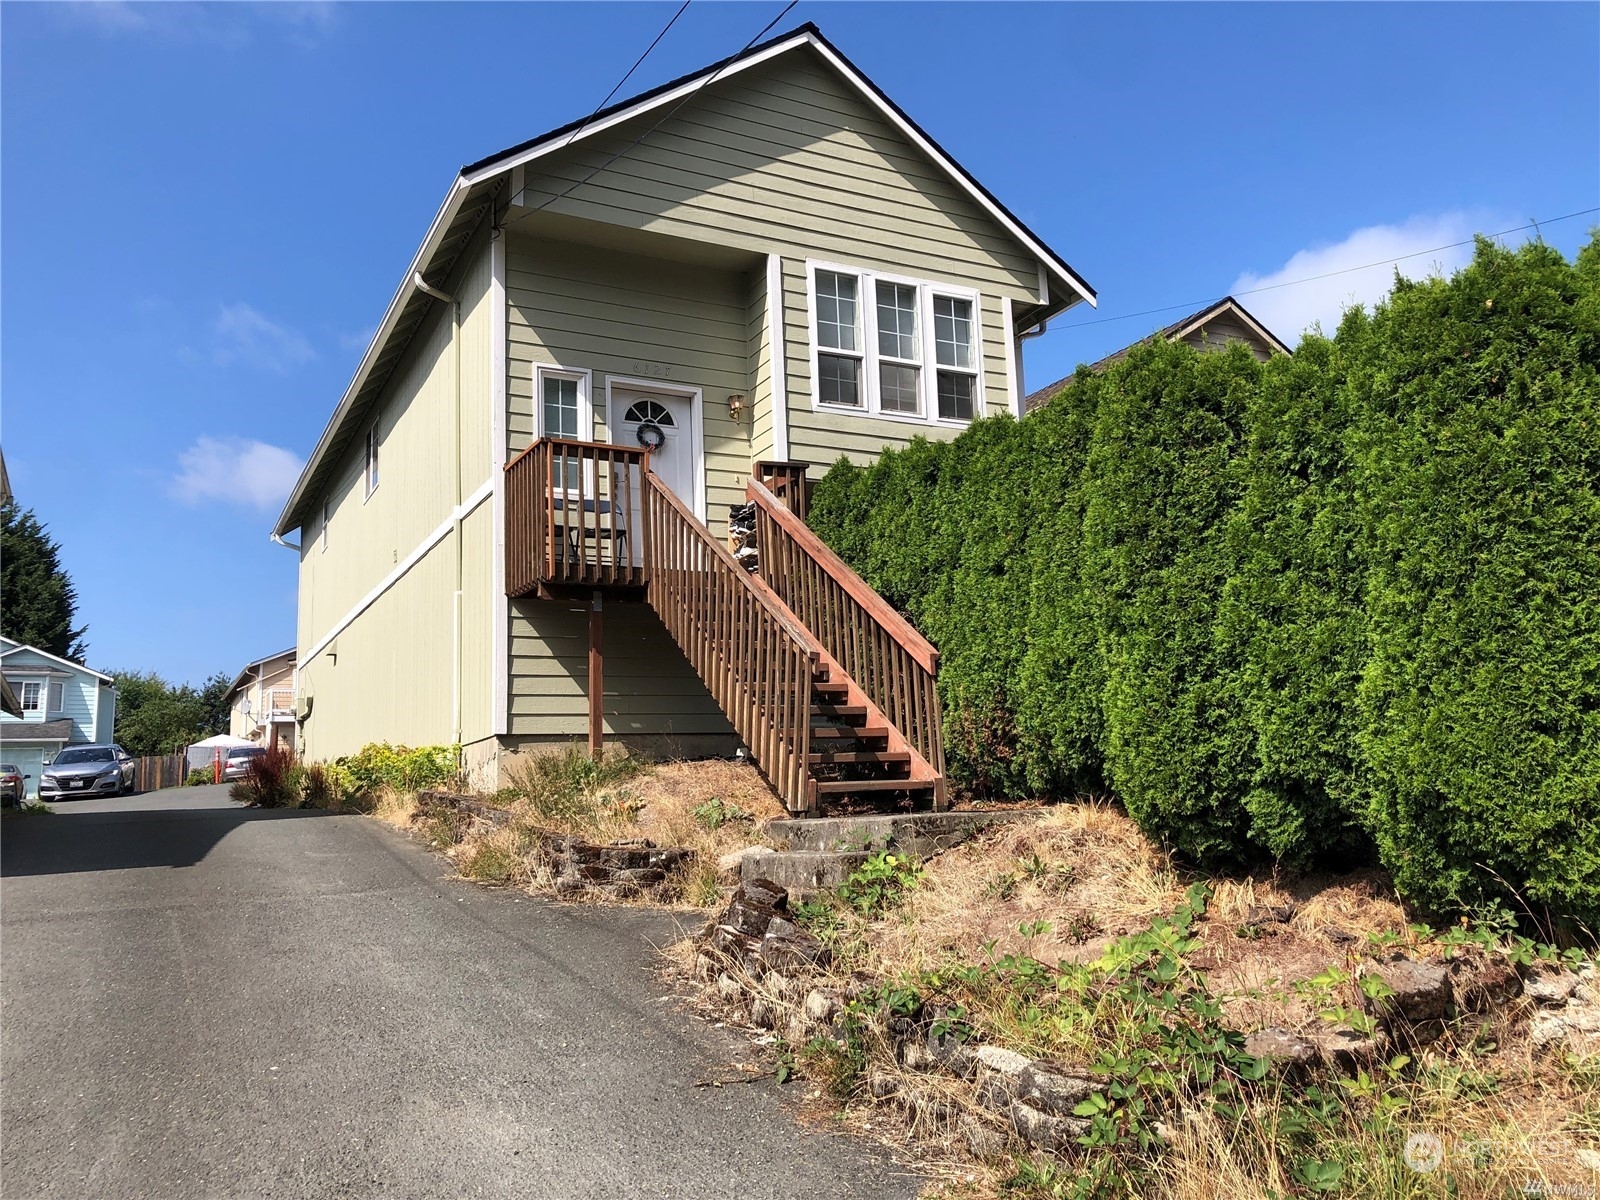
[727,393,745,422]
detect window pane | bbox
[542,375,580,438]
[937,370,976,421]
[817,353,862,407]
[20,682,42,712]
[879,363,921,414]
[933,296,975,369]
[876,281,918,360]
[816,271,859,352]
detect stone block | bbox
[1015,1063,1097,1117]
[1374,959,1451,1023]
[1524,966,1580,1006]
[1009,1101,1089,1153]
[1243,1027,1317,1067]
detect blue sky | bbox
[3,1,1596,685]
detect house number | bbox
[630,361,672,378]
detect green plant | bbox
[299,762,340,809]
[690,796,750,831]
[3,800,54,817]
[499,745,641,831]
[838,852,922,917]
[184,767,214,786]
[330,742,460,798]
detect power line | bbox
[507,0,799,228]
[1058,206,1600,331]
[549,1,692,158]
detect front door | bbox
[612,388,698,517]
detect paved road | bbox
[1,788,915,1199]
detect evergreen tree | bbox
[0,499,87,661]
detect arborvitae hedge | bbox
[808,234,1600,926]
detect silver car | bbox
[40,745,137,799]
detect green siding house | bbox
[273,24,1095,809]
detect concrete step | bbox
[739,849,873,893]
[765,810,1036,856]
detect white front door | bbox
[612,387,698,516]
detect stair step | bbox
[807,749,912,767]
[811,703,868,722]
[811,680,850,699]
[810,723,890,741]
[813,778,936,795]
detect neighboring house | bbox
[273,23,1094,814]
[224,649,298,751]
[1023,296,1290,411]
[0,637,117,799]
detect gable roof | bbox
[0,638,113,683]
[1023,296,1290,411]
[274,23,1094,537]
[224,648,297,700]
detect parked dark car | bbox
[40,745,136,799]
[221,745,267,782]
[1,763,28,807]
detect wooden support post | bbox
[588,590,604,756]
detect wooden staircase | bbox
[503,439,945,816]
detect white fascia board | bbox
[765,254,790,461]
[273,175,472,537]
[0,644,113,683]
[458,35,813,188]
[462,30,1093,310]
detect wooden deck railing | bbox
[505,438,648,594]
[753,460,811,521]
[644,474,818,812]
[747,477,945,782]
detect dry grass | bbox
[412,749,787,909]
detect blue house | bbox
[0,638,117,799]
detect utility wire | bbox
[507,0,799,228]
[1058,206,1600,331]
[550,0,692,158]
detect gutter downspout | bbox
[1016,317,1051,403]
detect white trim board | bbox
[490,231,509,739]
[765,254,791,461]
[300,476,495,668]
[0,642,113,683]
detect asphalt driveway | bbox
[1,787,916,1199]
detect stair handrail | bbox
[643,473,817,812]
[746,476,945,781]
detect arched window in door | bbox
[622,399,675,426]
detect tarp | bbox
[184,734,255,773]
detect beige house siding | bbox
[296,226,495,759]
[227,660,295,742]
[298,543,457,759]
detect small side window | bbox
[364,425,380,498]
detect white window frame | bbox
[320,500,330,554]
[364,423,380,501]
[19,680,43,714]
[533,364,595,443]
[805,258,985,428]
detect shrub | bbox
[1350,237,1600,923]
[230,746,299,808]
[330,742,460,798]
[1080,339,1262,866]
[184,767,214,787]
[299,762,339,809]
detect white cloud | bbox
[338,325,378,354]
[172,437,304,512]
[212,302,316,373]
[1231,213,1484,344]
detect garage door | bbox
[3,746,46,799]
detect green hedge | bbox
[809,234,1600,925]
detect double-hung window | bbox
[19,681,43,714]
[933,295,978,422]
[814,270,863,408]
[809,261,982,425]
[536,366,590,491]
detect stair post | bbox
[588,590,604,755]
